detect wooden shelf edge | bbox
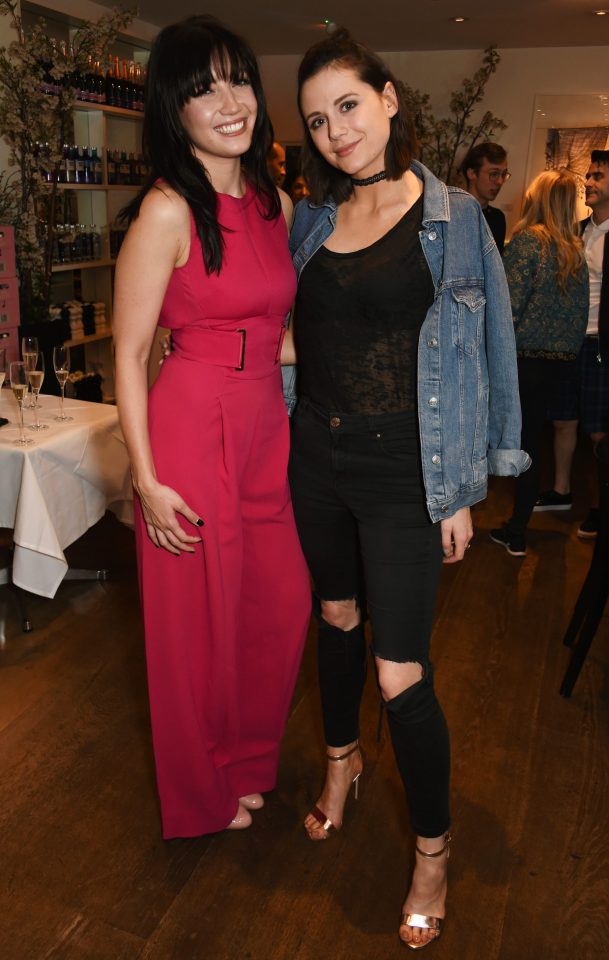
[54,184,142,192]
[64,330,113,347]
[72,101,144,120]
[52,260,116,273]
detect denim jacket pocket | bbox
[450,285,486,356]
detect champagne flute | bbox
[9,361,34,445]
[0,346,6,390]
[27,350,48,431]
[21,335,39,408]
[53,344,73,422]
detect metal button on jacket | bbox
[432,454,441,465]
[330,416,341,428]
[428,230,437,240]
[428,396,439,407]
[428,337,438,348]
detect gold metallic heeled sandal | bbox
[399,832,451,950]
[307,742,362,839]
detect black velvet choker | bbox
[351,170,387,186]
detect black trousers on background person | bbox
[288,398,450,838]
[506,356,575,539]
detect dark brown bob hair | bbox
[297,28,417,205]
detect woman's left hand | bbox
[440,506,473,563]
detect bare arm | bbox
[281,308,296,365]
[113,187,202,554]
[278,187,294,231]
[278,187,297,365]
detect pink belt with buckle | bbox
[172,322,286,373]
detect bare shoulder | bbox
[138,182,190,232]
[278,188,294,230]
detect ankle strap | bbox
[415,832,451,859]
[327,742,359,763]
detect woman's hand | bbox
[440,506,473,563]
[136,479,203,555]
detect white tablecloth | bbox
[0,391,133,598]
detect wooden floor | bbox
[1,458,608,960]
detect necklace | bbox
[350,170,387,186]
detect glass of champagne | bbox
[53,345,73,422]
[9,361,34,445]
[0,346,6,390]
[26,350,48,431]
[21,335,39,408]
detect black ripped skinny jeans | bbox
[288,399,450,837]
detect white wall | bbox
[260,45,609,236]
[0,1,19,175]
[22,0,158,42]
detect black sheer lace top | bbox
[294,195,435,414]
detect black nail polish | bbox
[196,518,205,527]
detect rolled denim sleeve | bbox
[481,217,531,476]
[282,363,298,416]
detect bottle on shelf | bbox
[91,224,102,260]
[74,146,84,184]
[81,145,90,184]
[91,147,102,185]
[58,40,69,90]
[113,55,123,109]
[106,148,117,185]
[128,62,138,111]
[83,55,96,102]
[135,63,144,111]
[118,150,130,185]
[121,60,131,110]
[95,61,106,105]
[106,58,116,107]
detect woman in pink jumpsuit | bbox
[113,16,310,839]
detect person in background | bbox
[489,169,588,557]
[460,141,510,254]
[113,15,310,840]
[267,139,286,187]
[283,28,528,949]
[286,172,310,205]
[534,150,609,539]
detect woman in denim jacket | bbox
[282,29,529,949]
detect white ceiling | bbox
[91,0,609,55]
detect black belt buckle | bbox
[235,329,246,371]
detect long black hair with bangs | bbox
[297,28,417,206]
[121,15,280,274]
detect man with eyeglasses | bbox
[460,142,510,254]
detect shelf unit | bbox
[50,100,144,399]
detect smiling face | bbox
[179,63,257,172]
[585,162,609,223]
[300,65,397,181]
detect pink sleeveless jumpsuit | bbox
[135,184,311,838]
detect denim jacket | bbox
[283,160,530,522]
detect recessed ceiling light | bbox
[452,16,468,22]
[594,9,608,15]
